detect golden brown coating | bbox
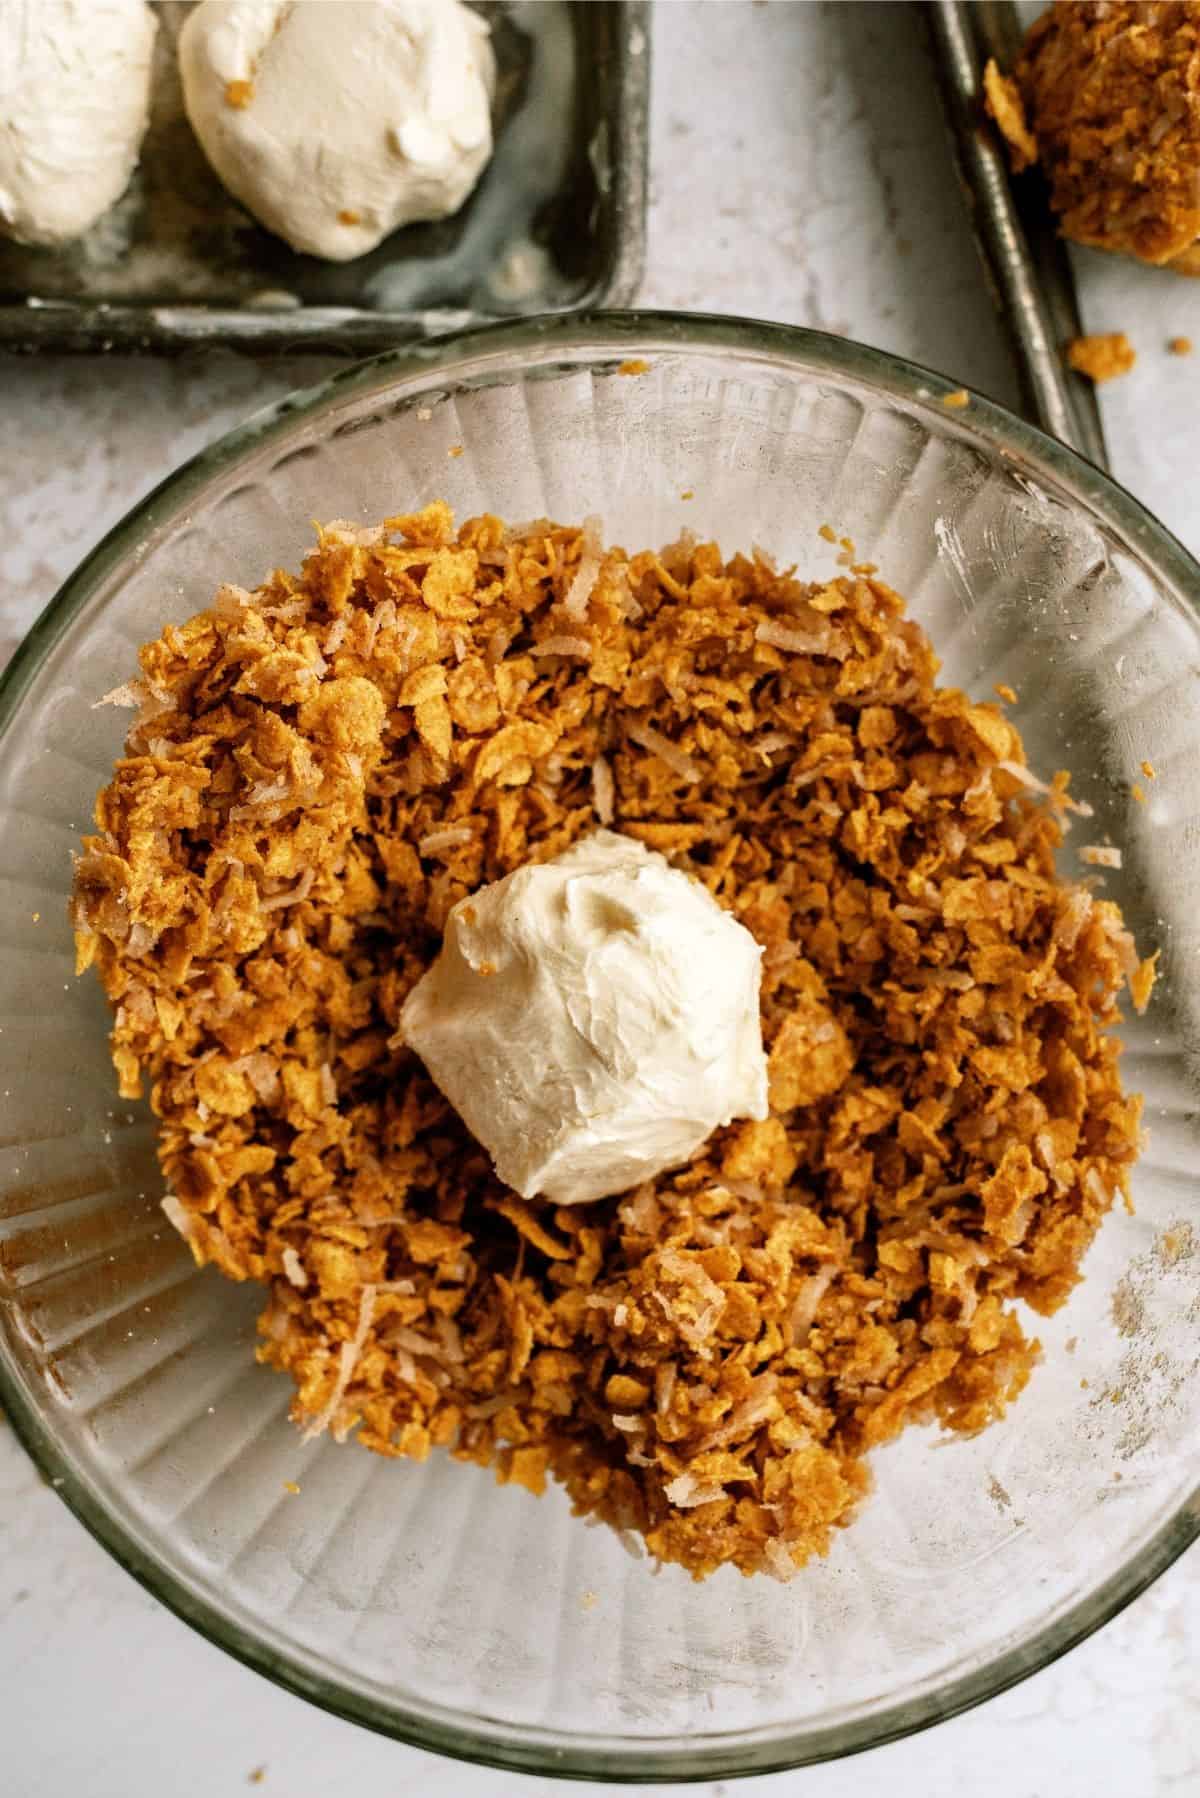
[73,510,1150,1579]
[1011,2,1200,269]
[1066,330,1138,380]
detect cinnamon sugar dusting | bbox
[73,507,1150,1578]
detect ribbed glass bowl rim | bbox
[2,310,1199,1782]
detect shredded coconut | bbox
[591,755,615,825]
[626,721,702,785]
[533,635,593,658]
[755,618,831,655]
[562,515,603,620]
[302,1283,377,1442]
[417,824,475,857]
[282,1247,308,1289]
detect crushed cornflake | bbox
[984,58,1038,171]
[75,505,1149,1580]
[1067,332,1136,384]
[1014,3,1200,270]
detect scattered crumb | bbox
[1131,783,1146,804]
[225,79,254,109]
[986,1472,1013,1509]
[617,358,650,376]
[580,1589,599,1611]
[448,445,464,459]
[1168,336,1193,355]
[1065,1336,1078,1353]
[1080,843,1122,868]
[1141,759,1157,780]
[282,1480,300,1495]
[1066,332,1136,384]
[818,523,838,543]
[1111,1276,1145,1339]
[31,912,39,923]
[416,407,433,422]
[247,1770,266,1787]
[1081,1378,1090,1389]
[680,490,694,501]
[1156,1221,1194,1267]
[338,209,362,226]
[942,388,970,408]
[983,59,1038,171]
[993,682,1017,704]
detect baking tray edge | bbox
[0,1,650,358]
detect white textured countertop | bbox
[1,5,1196,1796]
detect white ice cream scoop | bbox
[179,0,495,262]
[0,0,157,246]
[400,830,769,1205]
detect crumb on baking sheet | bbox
[74,509,1148,1580]
[983,59,1038,171]
[1066,333,1136,383]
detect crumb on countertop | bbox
[1066,332,1136,383]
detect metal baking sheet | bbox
[925,0,1109,469]
[0,0,648,355]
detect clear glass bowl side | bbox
[0,316,1197,1780]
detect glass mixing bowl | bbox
[1,313,1198,1781]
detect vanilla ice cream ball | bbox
[179,0,495,262]
[400,831,769,1206]
[0,0,157,246]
